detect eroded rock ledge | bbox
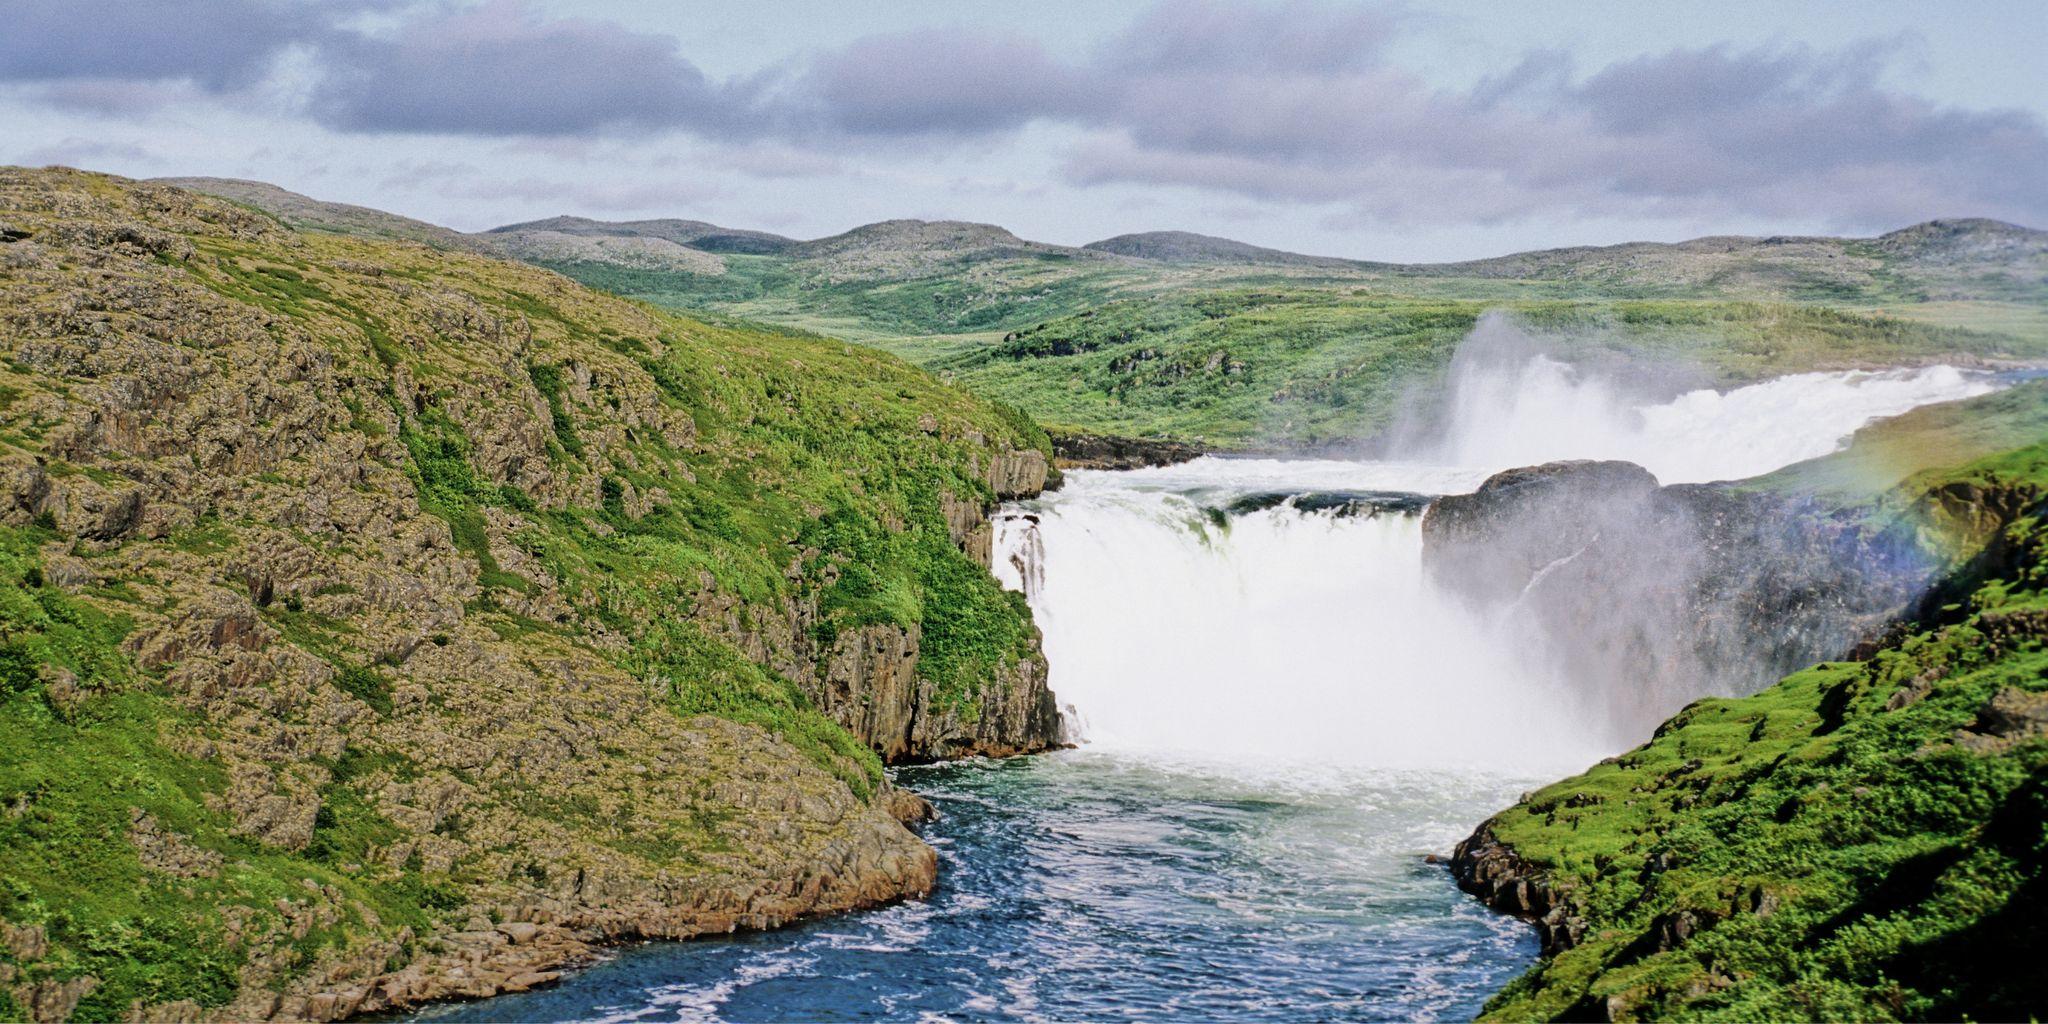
[1450,824,1587,958]
[241,782,941,1022]
[1049,431,1205,471]
[687,446,1065,763]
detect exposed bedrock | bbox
[1049,431,1206,471]
[1422,459,1933,738]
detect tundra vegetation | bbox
[169,177,2048,449]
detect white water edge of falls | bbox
[992,361,2002,777]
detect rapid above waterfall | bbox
[994,349,2000,771]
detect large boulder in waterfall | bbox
[1422,460,1937,739]
[1422,460,1661,605]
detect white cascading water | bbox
[993,318,2001,774]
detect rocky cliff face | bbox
[1422,459,1935,740]
[689,446,1064,763]
[0,168,1060,1022]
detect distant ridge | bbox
[797,219,1091,258]
[154,176,490,253]
[152,175,2043,281]
[147,174,2044,314]
[1870,218,2048,262]
[1085,230,1360,268]
[785,218,1113,279]
[486,215,797,255]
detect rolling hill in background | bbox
[162,176,2048,448]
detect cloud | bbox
[306,1,748,136]
[451,176,727,212]
[1552,42,2048,224]
[0,0,319,90]
[14,137,158,169]
[1102,0,1400,75]
[708,143,843,180]
[1056,32,2048,229]
[24,79,212,118]
[3,0,2043,231]
[784,7,2048,228]
[797,30,1086,138]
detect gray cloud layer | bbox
[308,3,741,136]
[0,0,317,88]
[6,0,2045,229]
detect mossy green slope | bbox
[0,167,1055,1020]
[1460,444,2048,1021]
[1754,379,2048,502]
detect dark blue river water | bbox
[409,751,1537,1023]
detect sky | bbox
[4,0,2046,262]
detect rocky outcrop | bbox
[1423,459,1934,738]
[675,445,1063,763]
[0,168,1062,1022]
[1449,824,1587,957]
[195,716,941,1022]
[1049,431,1205,471]
[1954,685,2048,754]
[811,619,1062,763]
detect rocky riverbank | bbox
[0,168,1063,1021]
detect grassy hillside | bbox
[536,226,2048,447]
[0,167,1056,1019]
[530,216,2048,336]
[1757,380,2048,500]
[152,177,488,255]
[155,178,2048,449]
[906,292,2043,447]
[1456,440,2048,1021]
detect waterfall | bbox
[994,324,2001,773]
[995,491,1595,772]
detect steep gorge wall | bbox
[689,446,1064,762]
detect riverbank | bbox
[404,752,1540,1023]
